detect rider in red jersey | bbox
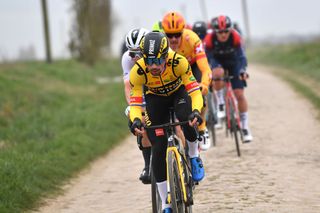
[204,15,253,142]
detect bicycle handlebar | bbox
[212,76,234,81]
[144,121,189,129]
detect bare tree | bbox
[69,0,111,65]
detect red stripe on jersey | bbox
[195,54,206,61]
[186,82,199,92]
[130,96,143,104]
[189,58,196,65]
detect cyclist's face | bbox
[146,60,166,76]
[216,30,231,42]
[129,50,142,62]
[166,32,182,51]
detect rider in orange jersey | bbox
[162,11,212,150]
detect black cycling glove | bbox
[188,109,203,125]
[130,118,143,135]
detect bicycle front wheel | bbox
[229,101,241,157]
[168,150,185,213]
[151,170,162,213]
[206,92,217,146]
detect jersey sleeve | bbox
[203,33,213,50]
[129,63,145,122]
[232,30,242,47]
[175,55,203,112]
[121,51,132,81]
[191,34,212,86]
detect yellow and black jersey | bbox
[129,50,203,121]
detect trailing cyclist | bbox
[129,32,205,213]
[204,15,253,142]
[121,28,152,184]
[162,11,212,151]
[152,20,164,33]
[192,21,208,41]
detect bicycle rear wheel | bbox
[229,100,241,157]
[151,170,162,213]
[168,150,185,213]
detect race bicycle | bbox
[214,70,243,157]
[147,108,195,213]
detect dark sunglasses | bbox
[216,29,230,34]
[144,57,166,66]
[129,51,142,58]
[166,33,182,38]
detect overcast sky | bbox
[0,0,320,61]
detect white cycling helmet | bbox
[125,28,149,50]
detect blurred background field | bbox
[248,40,320,113]
[0,59,127,212]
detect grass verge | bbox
[0,59,128,212]
[248,40,320,115]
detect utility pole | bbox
[41,0,52,63]
[180,3,187,21]
[241,0,251,45]
[199,0,208,21]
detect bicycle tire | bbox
[151,171,162,213]
[229,100,241,157]
[181,156,193,213]
[168,150,185,213]
[225,99,229,137]
[206,93,216,146]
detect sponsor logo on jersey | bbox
[167,58,180,67]
[148,78,182,95]
[155,128,164,136]
[195,43,204,54]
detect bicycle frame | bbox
[221,70,243,157]
[224,79,242,131]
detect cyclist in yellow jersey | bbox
[129,32,205,213]
[162,11,212,151]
